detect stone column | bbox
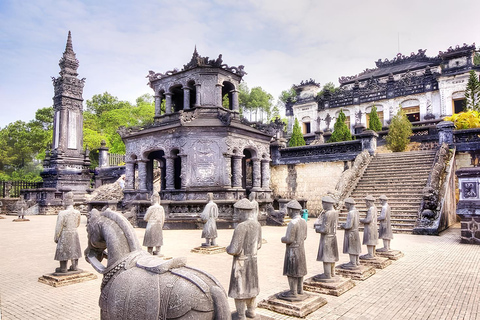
[179,154,187,188]
[154,94,162,116]
[231,89,239,112]
[224,154,232,188]
[125,161,135,190]
[59,108,68,151]
[437,121,455,145]
[195,84,201,107]
[183,86,190,110]
[252,158,261,190]
[261,158,271,190]
[98,140,109,168]
[165,93,173,114]
[137,160,148,191]
[165,156,175,190]
[359,130,379,155]
[232,155,243,188]
[216,84,223,107]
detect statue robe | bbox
[343,208,362,255]
[282,216,307,277]
[201,201,218,239]
[227,219,262,299]
[315,209,339,263]
[361,205,378,246]
[143,203,165,247]
[54,206,82,261]
[378,203,393,240]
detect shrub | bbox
[444,110,480,129]
[386,109,412,152]
[368,106,382,131]
[329,109,352,142]
[288,118,306,147]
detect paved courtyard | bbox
[0,213,479,320]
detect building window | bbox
[345,116,351,131]
[366,111,384,129]
[403,106,420,122]
[453,98,466,114]
[303,122,311,134]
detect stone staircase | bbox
[338,150,437,234]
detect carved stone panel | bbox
[190,140,221,187]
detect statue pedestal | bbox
[13,218,30,222]
[258,291,327,318]
[359,255,392,269]
[38,270,97,287]
[335,263,376,281]
[191,246,226,254]
[303,275,355,296]
[375,249,404,260]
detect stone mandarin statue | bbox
[227,198,262,320]
[201,192,219,247]
[339,198,362,268]
[360,195,379,258]
[249,191,260,221]
[15,198,28,219]
[377,195,393,252]
[280,200,308,301]
[54,192,82,273]
[143,193,165,256]
[314,196,339,281]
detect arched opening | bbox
[188,80,197,109]
[157,90,166,116]
[170,85,184,112]
[222,81,235,110]
[147,150,166,192]
[301,116,312,134]
[401,99,420,122]
[171,149,182,189]
[242,149,253,192]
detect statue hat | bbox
[286,200,302,210]
[234,198,254,209]
[379,195,388,200]
[364,195,375,201]
[64,191,74,206]
[344,197,356,205]
[322,196,335,204]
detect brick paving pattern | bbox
[0,215,479,319]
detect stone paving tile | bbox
[0,215,479,319]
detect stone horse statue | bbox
[85,208,231,320]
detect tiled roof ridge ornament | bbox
[438,43,476,57]
[146,47,246,84]
[293,78,320,88]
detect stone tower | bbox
[40,31,91,210]
[120,49,277,227]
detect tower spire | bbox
[59,31,79,77]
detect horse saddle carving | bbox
[136,256,187,274]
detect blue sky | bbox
[0,0,479,127]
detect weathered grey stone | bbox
[279,200,307,301]
[360,195,378,259]
[143,193,165,256]
[377,195,394,252]
[201,193,218,246]
[313,196,339,281]
[54,192,82,273]
[85,208,230,320]
[227,198,262,320]
[339,198,361,269]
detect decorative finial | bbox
[65,31,73,53]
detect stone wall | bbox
[270,161,345,216]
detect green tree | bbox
[288,118,306,147]
[329,109,352,142]
[464,70,480,111]
[238,83,274,122]
[368,106,382,131]
[317,82,338,97]
[279,87,297,104]
[386,109,413,152]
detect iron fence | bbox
[0,181,43,198]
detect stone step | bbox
[363,167,432,174]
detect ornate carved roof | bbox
[338,43,476,85]
[293,78,320,89]
[146,47,247,83]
